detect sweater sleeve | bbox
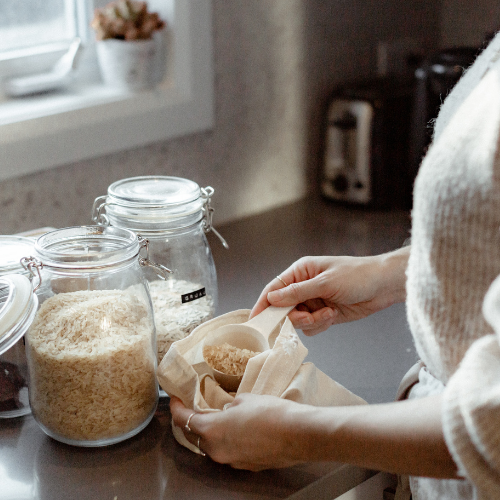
[433,32,500,142]
[443,274,500,497]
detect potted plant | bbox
[91,0,166,91]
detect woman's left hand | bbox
[170,393,459,479]
[170,393,307,471]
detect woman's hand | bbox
[251,248,410,336]
[170,392,458,478]
[170,394,307,471]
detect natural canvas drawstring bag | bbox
[157,309,367,455]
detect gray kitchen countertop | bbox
[0,397,377,500]
[1,195,414,499]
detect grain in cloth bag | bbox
[157,309,367,455]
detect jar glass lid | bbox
[99,176,206,232]
[108,176,201,208]
[0,236,35,275]
[34,226,140,269]
[0,274,38,355]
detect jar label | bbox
[181,287,206,304]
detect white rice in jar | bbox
[27,289,157,443]
[148,279,214,364]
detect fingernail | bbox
[322,309,335,320]
[299,316,314,326]
[269,289,284,301]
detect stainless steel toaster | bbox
[321,77,414,209]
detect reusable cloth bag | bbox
[157,309,367,455]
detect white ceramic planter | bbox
[96,37,161,91]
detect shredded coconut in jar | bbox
[203,343,260,377]
[148,279,214,364]
[27,289,157,443]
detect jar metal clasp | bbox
[137,236,173,280]
[20,256,43,292]
[201,186,229,249]
[91,195,110,226]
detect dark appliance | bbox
[408,46,479,182]
[321,77,415,209]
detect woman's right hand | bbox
[250,247,410,336]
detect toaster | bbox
[321,77,415,209]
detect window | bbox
[0,0,89,79]
[0,0,214,181]
[0,0,84,51]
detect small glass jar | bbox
[92,176,227,366]
[0,235,36,418]
[22,226,159,447]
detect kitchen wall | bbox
[0,0,441,234]
[441,0,500,48]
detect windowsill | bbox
[0,80,174,126]
[0,0,214,182]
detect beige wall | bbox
[441,0,500,48]
[0,0,441,234]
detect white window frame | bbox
[0,0,214,182]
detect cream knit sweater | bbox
[406,32,500,498]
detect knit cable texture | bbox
[407,35,500,498]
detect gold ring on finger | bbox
[197,435,206,456]
[185,412,196,433]
[276,275,288,287]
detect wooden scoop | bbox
[203,305,294,391]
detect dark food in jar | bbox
[0,360,26,411]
